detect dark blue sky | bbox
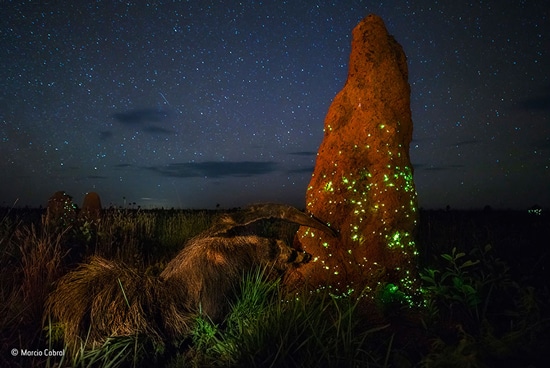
[1,1,549,210]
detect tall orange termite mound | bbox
[291,15,421,306]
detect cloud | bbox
[110,108,176,137]
[520,96,550,111]
[147,161,279,178]
[518,85,550,111]
[142,125,175,135]
[288,151,317,156]
[287,166,315,174]
[414,164,465,172]
[112,108,169,125]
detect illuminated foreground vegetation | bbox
[1,207,549,367]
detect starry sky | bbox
[1,1,549,210]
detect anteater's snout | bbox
[301,251,312,264]
[290,250,311,264]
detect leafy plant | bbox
[419,244,550,366]
[420,246,484,323]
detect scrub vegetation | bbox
[1,206,549,367]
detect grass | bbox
[179,267,392,368]
[0,216,67,357]
[73,208,214,266]
[1,206,549,367]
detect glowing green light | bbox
[309,141,422,308]
[329,287,355,299]
[528,208,543,215]
[386,231,413,249]
[324,181,334,193]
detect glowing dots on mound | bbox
[386,231,414,249]
[323,181,334,193]
[289,15,424,309]
[300,155,422,306]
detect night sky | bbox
[2,1,549,210]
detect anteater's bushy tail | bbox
[45,256,191,354]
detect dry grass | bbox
[0,216,67,367]
[78,209,214,266]
[19,221,67,322]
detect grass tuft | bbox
[183,267,392,367]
